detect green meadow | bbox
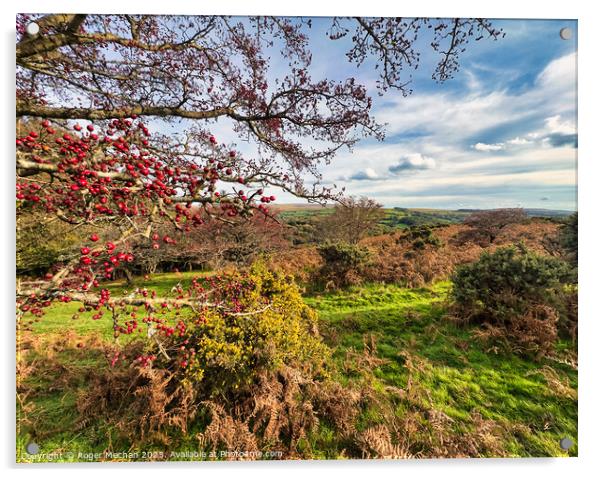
[17,274,577,461]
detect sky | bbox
[41,16,578,211]
[265,18,578,210]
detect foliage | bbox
[452,245,573,324]
[559,212,578,265]
[71,265,344,450]
[131,211,289,274]
[314,196,384,244]
[360,227,481,287]
[398,225,443,250]
[267,247,323,283]
[16,210,84,276]
[18,277,577,461]
[171,264,330,394]
[316,242,372,289]
[462,208,528,244]
[15,13,502,335]
[451,245,575,357]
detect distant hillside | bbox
[277,205,574,244]
[275,204,574,218]
[457,208,574,218]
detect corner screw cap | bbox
[25,442,40,455]
[559,437,574,450]
[559,27,573,40]
[26,22,40,36]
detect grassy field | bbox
[17,274,577,461]
[306,282,577,458]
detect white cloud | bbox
[536,53,577,94]
[544,114,576,135]
[317,52,577,210]
[275,51,577,210]
[389,153,436,173]
[473,142,505,152]
[349,168,379,181]
[374,52,576,145]
[507,137,532,145]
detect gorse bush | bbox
[560,212,578,265]
[316,242,372,289]
[78,264,344,449]
[398,225,443,250]
[451,245,575,357]
[175,263,330,393]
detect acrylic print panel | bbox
[16,14,577,462]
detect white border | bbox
[2,1,600,476]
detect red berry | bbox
[90,234,99,242]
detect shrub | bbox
[560,212,578,265]
[462,208,528,245]
[267,246,322,283]
[398,225,443,250]
[76,265,358,450]
[360,228,480,287]
[316,242,372,289]
[451,245,574,357]
[177,264,330,393]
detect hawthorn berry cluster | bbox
[177,337,195,369]
[136,355,157,368]
[16,118,279,324]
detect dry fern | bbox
[355,425,412,459]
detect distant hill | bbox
[275,204,574,218]
[457,208,574,218]
[277,205,574,241]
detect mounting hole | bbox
[559,437,574,450]
[559,27,573,40]
[25,442,40,455]
[26,22,40,36]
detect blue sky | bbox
[263,18,578,210]
[69,16,577,211]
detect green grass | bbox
[307,281,577,458]
[24,271,203,340]
[17,274,577,461]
